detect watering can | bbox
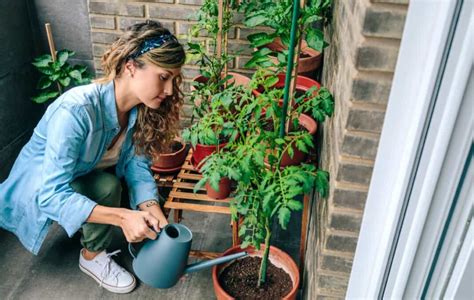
[128,223,247,289]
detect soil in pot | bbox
[218,256,292,300]
[164,140,185,153]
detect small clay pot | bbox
[192,141,228,172]
[205,177,232,200]
[212,244,300,300]
[263,37,322,79]
[252,73,321,108]
[263,113,317,168]
[152,140,188,170]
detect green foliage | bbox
[239,0,332,70]
[31,50,92,103]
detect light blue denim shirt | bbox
[0,81,158,255]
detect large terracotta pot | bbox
[264,113,317,168]
[191,141,228,171]
[152,140,188,172]
[265,37,322,79]
[212,244,300,300]
[205,177,232,199]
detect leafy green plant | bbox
[31,49,92,103]
[240,0,332,69]
[197,68,331,287]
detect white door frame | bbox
[346,0,473,298]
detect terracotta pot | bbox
[264,37,322,79]
[264,113,317,168]
[191,72,251,106]
[205,177,232,199]
[212,244,300,300]
[252,73,321,108]
[192,141,228,171]
[152,140,188,169]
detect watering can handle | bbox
[128,228,162,259]
[128,243,137,259]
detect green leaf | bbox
[264,75,279,88]
[287,200,303,211]
[32,55,52,68]
[31,91,59,103]
[306,29,325,52]
[69,70,82,81]
[277,207,291,230]
[244,14,268,27]
[57,50,69,66]
[36,66,54,75]
[36,76,52,89]
[247,32,275,48]
[58,77,71,87]
[287,146,294,158]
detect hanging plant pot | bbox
[253,73,321,107]
[212,244,299,300]
[151,140,188,173]
[205,177,232,199]
[264,37,322,79]
[192,72,251,106]
[263,113,317,168]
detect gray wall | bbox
[0,0,44,180]
[33,0,94,72]
[0,0,94,180]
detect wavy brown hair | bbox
[95,20,185,158]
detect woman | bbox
[0,20,185,293]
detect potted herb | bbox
[31,49,92,103]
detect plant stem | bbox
[258,218,272,288]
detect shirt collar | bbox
[101,81,138,131]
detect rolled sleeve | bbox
[124,150,158,209]
[38,105,97,237]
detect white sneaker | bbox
[79,249,136,294]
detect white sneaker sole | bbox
[79,263,136,294]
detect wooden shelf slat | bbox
[169,191,231,202]
[164,202,230,214]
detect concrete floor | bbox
[0,207,302,300]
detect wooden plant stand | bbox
[154,151,239,259]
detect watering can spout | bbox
[184,251,248,274]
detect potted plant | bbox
[151,138,189,173]
[187,66,329,297]
[205,114,329,299]
[31,49,93,103]
[239,0,332,78]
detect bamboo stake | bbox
[45,23,62,95]
[216,0,224,57]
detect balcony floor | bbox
[0,207,302,299]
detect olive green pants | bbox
[71,169,123,252]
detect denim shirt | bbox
[0,81,158,255]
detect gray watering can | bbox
[128,223,247,289]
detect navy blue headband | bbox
[129,33,177,59]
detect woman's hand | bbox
[119,209,160,243]
[138,200,169,229]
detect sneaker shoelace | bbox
[99,249,122,287]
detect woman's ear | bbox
[125,60,136,78]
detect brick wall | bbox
[88,0,253,128]
[304,0,409,298]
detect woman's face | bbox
[128,62,181,110]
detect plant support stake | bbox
[45,23,62,95]
[279,0,301,139]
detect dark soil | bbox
[219,256,293,300]
[163,141,184,154]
